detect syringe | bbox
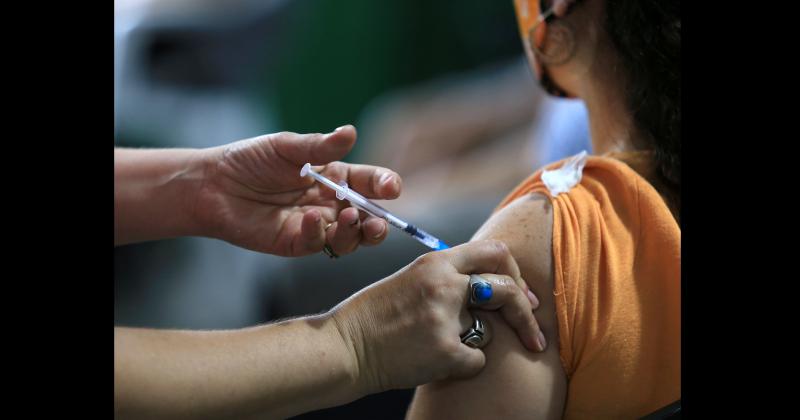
[300,163,451,251]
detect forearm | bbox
[114,148,210,244]
[114,314,363,419]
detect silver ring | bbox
[468,274,493,305]
[460,314,489,349]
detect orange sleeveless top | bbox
[496,154,680,418]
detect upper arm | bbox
[406,193,567,420]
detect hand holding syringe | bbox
[301,163,450,251]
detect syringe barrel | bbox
[301,163,448,250]
[344,189,391,220]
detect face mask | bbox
[513,0,575,98]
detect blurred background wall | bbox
[114,1,590,418]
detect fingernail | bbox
[350,217,359,227]
[334,125,347,132]
[378,172,393,187]
[372,222,387,239]
[527,290,540,309]
[537,331,547,351]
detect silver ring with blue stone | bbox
[468,274,493,305]
[460,314,488,348]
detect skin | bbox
[532,0,642,154]
[407,196,564,419]
[115,241,546,419]
[115,127,549,418]
[115,125,400,256]
[114,1,634,418]
[407,0,650,418]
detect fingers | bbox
[467,274,540,310]
[262,125,402,200]
[467,274,546,352]
[449,310,492,379]
[270,125,357,166]
[359,216,389,246]
[447,345,486,380]
[458,308,474,333]
[434,241,543,352]
[299,209,326,253]
[325,207,362,256]
[443,240,522,282]
[320,161,402,200]
[324,208,392,255]
[347,163,402,199]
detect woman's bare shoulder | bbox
[407,193,567,420]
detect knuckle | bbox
[489,239,510,255]
[494,275,515,289]
[420,278,446,301]
[414,252,440,268]
[508,303,529,324]
[434,338,459,357]
[326,160,344,172]
[513,306,528,324]
[421,306,445,327]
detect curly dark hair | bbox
[604,0,681,212]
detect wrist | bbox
[115,147,219,243]
[181,146,223,239]
[329,305,373,398]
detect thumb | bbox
[272,125,357,165]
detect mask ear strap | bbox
[529,0,573,97]
[529,6,556,57]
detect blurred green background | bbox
[261,0,522,145]
[114,1,539,418]
[115,0,523,157]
